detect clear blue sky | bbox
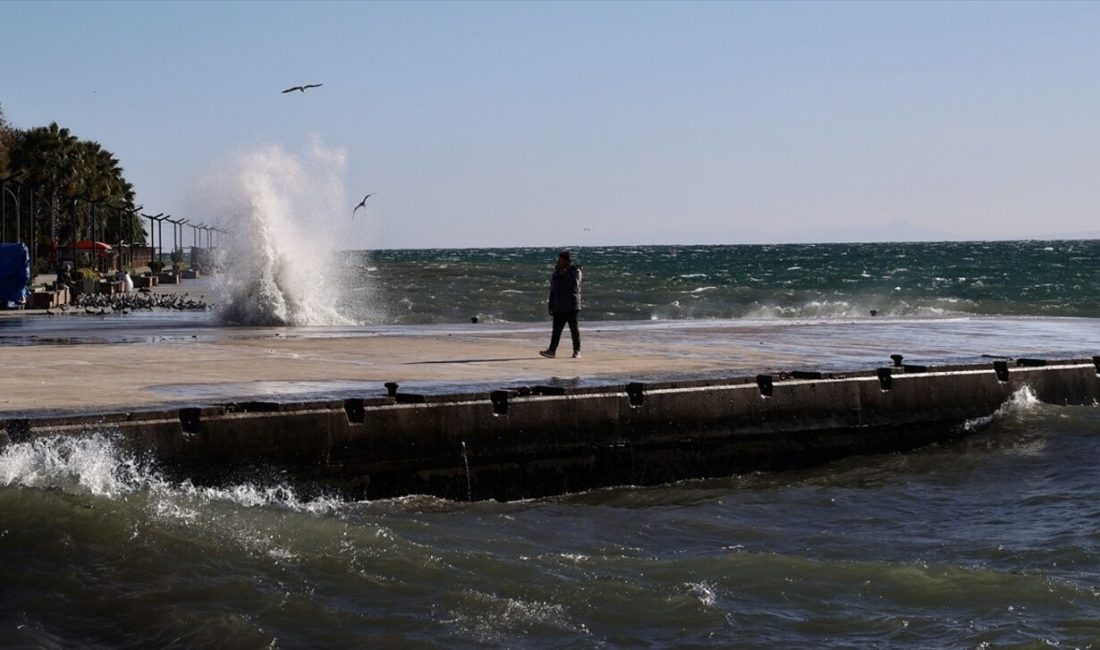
[3,0,1099,248]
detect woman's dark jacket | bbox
[548,265,582,314]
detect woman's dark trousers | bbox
[549,310,580,353]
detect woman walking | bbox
[540,250,582,359]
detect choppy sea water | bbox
[345,240,1100,324]
[4,240,1100,646]
[3,392,1100,646]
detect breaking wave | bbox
[193,137,360,326]
[0,433,343,514]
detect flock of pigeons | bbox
[283,82,375,218]
[45,290,211,316]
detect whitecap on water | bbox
[686,581,718,608]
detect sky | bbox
[2,0,1099,249]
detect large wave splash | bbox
[194,138,358,326]
[0,433,343,513]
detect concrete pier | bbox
[2,315,1098,499]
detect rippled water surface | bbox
[4,392,1100,647]
[347,241,1100,323]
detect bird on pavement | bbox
[282,83,323,94]
[353,193,375,217]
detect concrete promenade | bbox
[2,308,1100,416]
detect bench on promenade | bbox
[29,286,70,309]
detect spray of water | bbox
[0,432,344,513]
[963,385,1043,432]
[192,137,362,326]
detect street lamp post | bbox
[2,184,19,244]
[140,212,165,269]
[82,195,111,272]
[109,203,141,273]
[157,215,169,266]
[69,198,78,270]
[177,219,189,267]
[166,217,187,270]
[1,171,28,244]
[193,223,208,272]
[27,183,37,274]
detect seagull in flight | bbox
[352,193,375,217]
[282,83,323,94]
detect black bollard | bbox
[890,354,904,367]
[876,367,893,391]
[384,382,399,397]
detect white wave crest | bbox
[963,386,1042,431]
[0,433,343,514]
[686,581,718,607]
[0,434,146,498]
[993,385,1042,417]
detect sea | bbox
[3,240,1100,648]
[344,240,1100,324]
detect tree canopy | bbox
[1,109,146,272]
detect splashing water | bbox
[193,138,359,326]
[0,433,344,513]
[964,385,1043,432]
[0,434,148,499]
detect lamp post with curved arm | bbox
[1,171,28,244]
[2,184,19,244]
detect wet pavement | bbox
[1,308,1099,416]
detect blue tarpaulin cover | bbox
[0,243,30,306]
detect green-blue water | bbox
[349,240,1100,323]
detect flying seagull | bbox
[282,83,323,94]
[353,193,375,217]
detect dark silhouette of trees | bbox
[3,114,145,270]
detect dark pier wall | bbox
[4,358,1099,501]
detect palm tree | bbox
[5,119,146,271]
[10,122,78,255]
